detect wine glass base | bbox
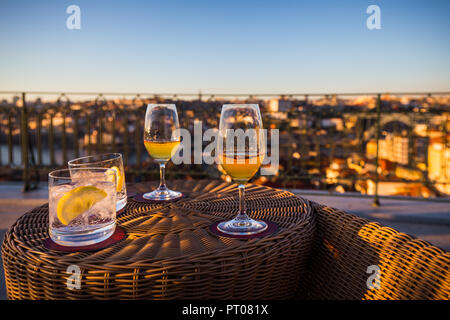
[142,189,183,201]
[217,218,268,236]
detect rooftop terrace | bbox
[0,182,449,299]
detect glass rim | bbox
[222,104,260,109]
[146,103,177,108]
[48,167,116,179]
[68,153,123,167]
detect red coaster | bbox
[133,192,185,204]
[44,226,126,252]
[209,220,278,239]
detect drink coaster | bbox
[116,206,126,216]
[209,220,278,239]
[43,226,126,252]
[133,192,185,204]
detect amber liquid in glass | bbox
[144,140,180,162]
[219,153,262,183]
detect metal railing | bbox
[0,91,449,205]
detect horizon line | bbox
[1,90,450,97]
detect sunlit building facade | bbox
[379,134,409,165]
[428,139,450,194]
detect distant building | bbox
[290,118,300,127]
[367,180,431,197]
[379,159,395,173]
[414,137,428,163]
[378,134,409,165]
[428,138,450,194]
[392,135,409,165]
[268,99,292,113]
[326,159,346,183]
[366,140,377,159]
[321,118,344,131]
[13,96,23,107]
[395,166,423,181]
[267,112,287,120]
[413,124,428,137]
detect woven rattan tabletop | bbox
[2,179,314,299]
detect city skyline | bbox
[1,92,448,197]
[1,0,450,94]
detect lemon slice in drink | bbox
[106,166,123,192]
[57,186,107,225]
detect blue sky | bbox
[0,0,449,94]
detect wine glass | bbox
[217,104,268,235]
[143,104,182,200]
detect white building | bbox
[268,99,292,113]
[379,134,409,165]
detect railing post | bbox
[135,113,142,166]
[21,92,30,192]
[87,112,92,155]
[73,112,79,158]
[300,113,307,173]
[98,107,103,153]
[37,112,42,165]
[61,107,68,165]
[49,112,55,166]
[357,117,364,156]
[442,114,448,187]
[8,112,13,166]
[287,122,293,173]
[111,110,116,153]
[123,115,129,165]
[372,94,381,207]
[0,117,2,166]
[315,111,322,173]
[408,114,414,167]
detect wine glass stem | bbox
[159,162,167,191]
[236,184,248,220]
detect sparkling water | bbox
[49,175,117,246]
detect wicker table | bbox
[2,180,314,300]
